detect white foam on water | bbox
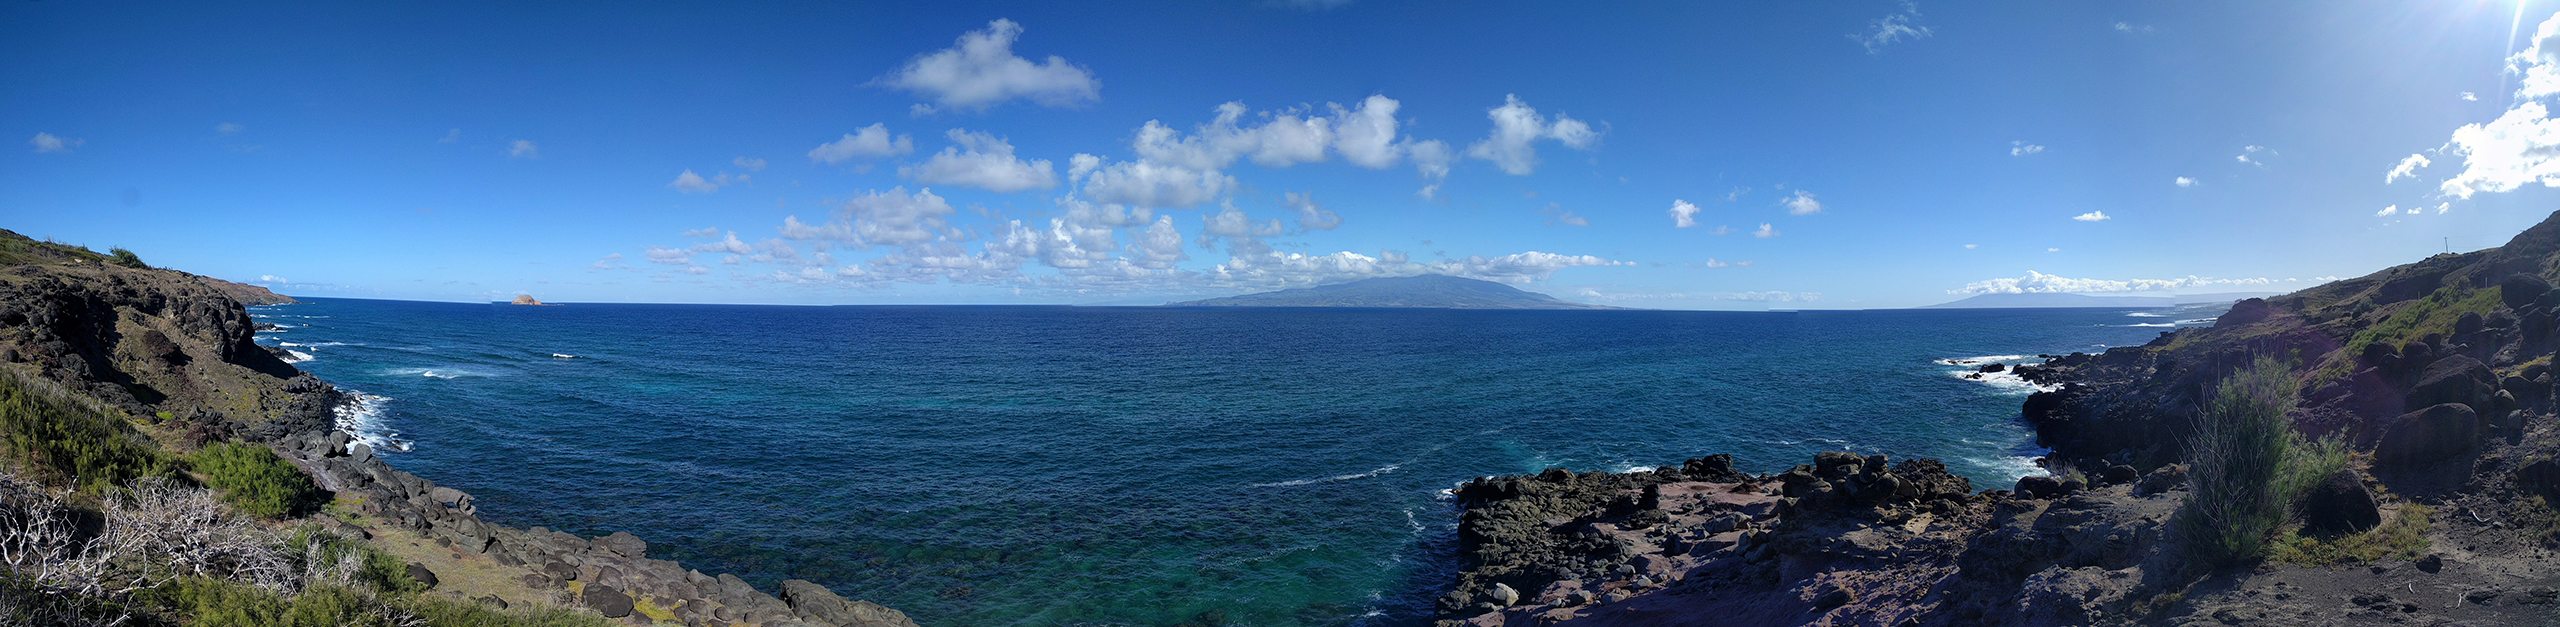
[1252,463,1401,488]
[332,390,411,452]
[2115,323,2176,328]
[551,353,577,359]
[2126,312,2167,318]
[281,350,314,363]
[1935,355,2029,366]
[388,367,483,379]
[2175,318,2218,325]
[1968,455,2051,483]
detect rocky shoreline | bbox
[1428,214,2560,626]
[0,229,919,627]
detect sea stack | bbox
[510,294,546,306]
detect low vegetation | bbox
[0,230,109,266]
[193,441,327,518]
[106,247,148,269]
[0,371,186,493]
[2267,504,2434,566]
[2177,356,2339,569]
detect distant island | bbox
[1920,291,2277,309]
[1166,274,1621,309]
[510,294,550,306]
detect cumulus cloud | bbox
[28,132,82,153]
[877,19,1100,112]
[2010,141,2044,156]
[1408,139,1454,183]
[1134,102,1334,170]
[2378,205,2400,217]
[1753,223,1778,238]
[900,129,1057,193]
[1284,192,1342,230]
[2385,154,2431,184]
[591,254,627,270]
[1465,95,1600,175]
[1079,158,1234,208]
[1669,199,1701,228]
[692,231,755,255]
[2174,176,2198,187]
[644,246,694,265]
[2463,91,2479,101]
[2072,210,2110,222]
[779,187,956,249]
[1784,190,1822,215]
[669,170,721,194]
[2440,101,2560,199]
[257,274,289,283]
[810,124,915,164]
[1950,271,2293,295]
[2235,145,2272,166]
[734,156,768,171]
[509,139,539,158]
[1429,251,1629,284]
[1333,95,1402,169]
[1539,202,1589,227]
[1857,2,1933,54]
[1963,244,1979,249]
[1721,291,1821,302]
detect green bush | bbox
[284,526,424,595]
[395,594,616,627]
[139,578,392,627]
[0,371,186,492]
[2268,504,2434,566]
[193,442,326,518]
[2177,356,2323,569]
[107,247,149,269]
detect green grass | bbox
[0,229,109,266]
[2521,496,2560,546]
[2309,285,2502,389]
[138,579,394,627]
[394,594,614,627]
[0,370,187,492]
[2178,356,2332,569]
[2267,504,2436,566]
[285,526,426,596]
[192,441,327,518]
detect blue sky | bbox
[3,0,2553,308]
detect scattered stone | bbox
[1489,583,1520,607]
[405,562,438,589]
[2375,404,2481,467]
[2299,469,2380,535]
[582,584,635,618]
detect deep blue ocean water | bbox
[251,300,2223,627]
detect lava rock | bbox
[2504,273,2552,310]
[2299,469,2381,536]
[2015,475,2065,499]
[779,579,920,627]
[581,584,634,618]
[405,563,439,590]
[1681,454,1747,482]
[2410,355,2494,411]
[2376,403,2481,467]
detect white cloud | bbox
[2235,145,2271,165]
[669,170,722,194]
[1465,94,1600,175]
[644,246,695,265]
[1333,95,1402,169]
[809,124,915,164]
[2113,22,2153,34]
[591,254,626,270]
[1753,223,1778,238]
[28,132,81,153]
[1124,216,1190,269]
[877,19,1100,112]
[2377,205,2400,217]
[734,156,768,171]
[1963,244,1979,249]
[1784,190,1822,215]
[1407,139,1454,182]
[778,187,956,249]
[1950,270,2294,294]
[2436,202,2450,214]
[2385,154,2431,184]
[1428,251,1629,284]
[1134,102,1335,170]
[509,139,539,158]
[2440,101,2560,199]
[257,274,288,283]
[1858,2,1933,53]
[1202,203,1284,238]
[692,231,754,255]
[216,122,244,135]
[1284,192,1342,230]
[2047,247,2061,252]
[1721,291,1821,303]
[2010,141,2044,156]
[680,227,720,238]
[900,129,1057,193]
[1079,158,1234,208]
[1669,199,1701,228]
[2174,176,2198,187]
[2072,210,2110,222]
[2462,92,2479,101]
[1708,225,1734,236]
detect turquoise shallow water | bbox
[252,300,2221,627]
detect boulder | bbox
[598,531,647,558]
[2410,355,2494,411]
[2376,404,2481,467]
[581,584,634,618]
[1812,451,1862,478]
[2298,469,2381,536]
[2517,458,2560,501]
[2015,475,2065,499]
[405,563,439,589]
[2456,311,2485,336]
[1680,454,1747,482]
[2504,273,2552,310]
[1489,583,1521,607]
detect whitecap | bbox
[281,350,315,363]
[2126,312,2167,318]
[551,353,577,359]
[1252,464,1400,488]
[331,391,412,452]
[1965,455,2051,483]
[1935,355,2028,366]
[2175,318,2218,325]
[2114,323,2175,328]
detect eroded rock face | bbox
[780,579,920,627]
[2412,355,2496,412]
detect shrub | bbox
[2267,504,2433,566]
[2177,356,2319,568]
[395,594,616,627]
[107,247,148,269]
[282,526,421,596]
[139,578,391,627]
[0,371,186,492]
[192,442,326,518]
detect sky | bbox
[3,0,2555,308]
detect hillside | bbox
[1920,291,2277,309]
[1167,274,1620,309]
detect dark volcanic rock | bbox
[2299,469,2381,536]
[406,562,439,590]
[2015,475,2065,500]
[780,579,921,627]
[1679,454,1747,482]
[2376,403,2481,467]
[2411,355,2495,411]
[582,584,634,618]
[2505,273,2553,309]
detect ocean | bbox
[251,299,2223,627]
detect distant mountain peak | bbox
[1166,274,1621,309]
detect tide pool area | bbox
[256,300,2217,627]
